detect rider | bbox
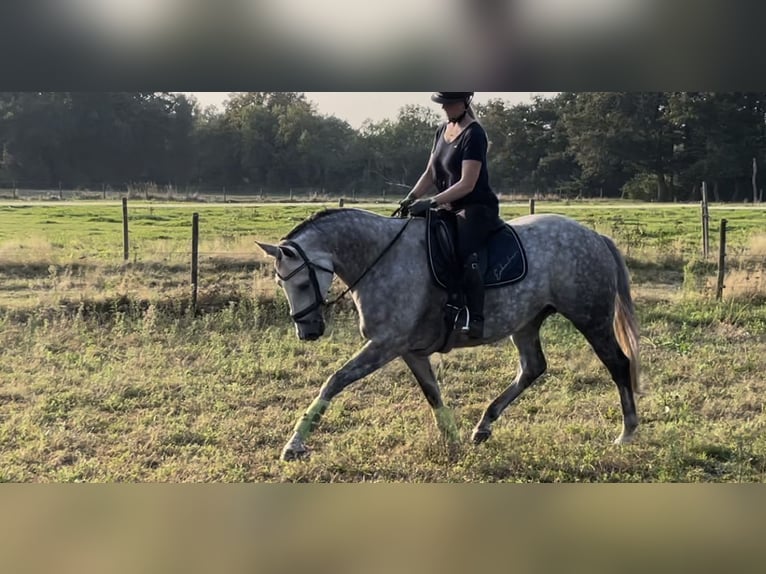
[401,92,499,339]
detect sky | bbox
[188,92,557,129]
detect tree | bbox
[192,109,242,188]
[0,92,73,187]
[358,105,439,192]
[667,92,766,201]
[4,91,766,202]
[477,95,579,197]
[562,92,676,199]
[165,94,198,187]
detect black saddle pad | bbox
[426,209,528,290]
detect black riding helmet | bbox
[430,92,474,105]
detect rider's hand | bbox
[400,192,417,209]
[408,197,436,216]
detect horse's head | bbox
[257,240,334,341]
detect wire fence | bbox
[0,183,606,204]
[1,199,764,312]
[0,183,417,203]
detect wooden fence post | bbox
[701,182,710,258]
[716,219,727,300]
[191,212,200,311]
[529,198,535,215]
[122,197,129,261]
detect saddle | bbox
[426,209,527,290]
[423,209,528,349]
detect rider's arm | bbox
[432,160,481,205]
[406,155,436,200]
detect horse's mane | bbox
[283,208,379,240]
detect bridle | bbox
[277,240,333,322]
[277,217,412,323]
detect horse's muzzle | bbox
[296,319,325,341]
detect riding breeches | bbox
[455,204,499,263]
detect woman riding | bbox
[401,92,499,339]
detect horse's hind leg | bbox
[472,313,550,445]
[402,353,458,443]
[575,322,638,444]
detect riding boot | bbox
[461,252,485,339]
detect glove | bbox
[408,197,436,216]
[400,193,416,209]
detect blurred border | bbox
[0,484,763,574]
[2,1,765,572]
[3,1,766,89]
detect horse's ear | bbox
[256,242,282,260]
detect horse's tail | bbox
[601,235,642,395]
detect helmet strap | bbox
[449,107,468,124]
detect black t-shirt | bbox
[430,121,498,211]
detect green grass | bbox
[0,200,764,482]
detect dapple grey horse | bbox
[257,208,640,461]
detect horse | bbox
[257,207,641,462]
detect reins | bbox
[324,215,412,307]
[280,211,413,321]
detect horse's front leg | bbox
[281,340,400,461]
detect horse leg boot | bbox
[461,252,485,339]
[281,340,399,461]
[402,353,459,445]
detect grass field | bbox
[0,200,765,482]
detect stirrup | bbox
[445,304,463,330]
[459,307,471,333]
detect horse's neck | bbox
[306,212,400,286]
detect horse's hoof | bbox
[613,434,634,445]
[471,427,492,445]
[280,445,309,462]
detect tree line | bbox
[1,92,765,202]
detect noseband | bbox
[276,240,333,322]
